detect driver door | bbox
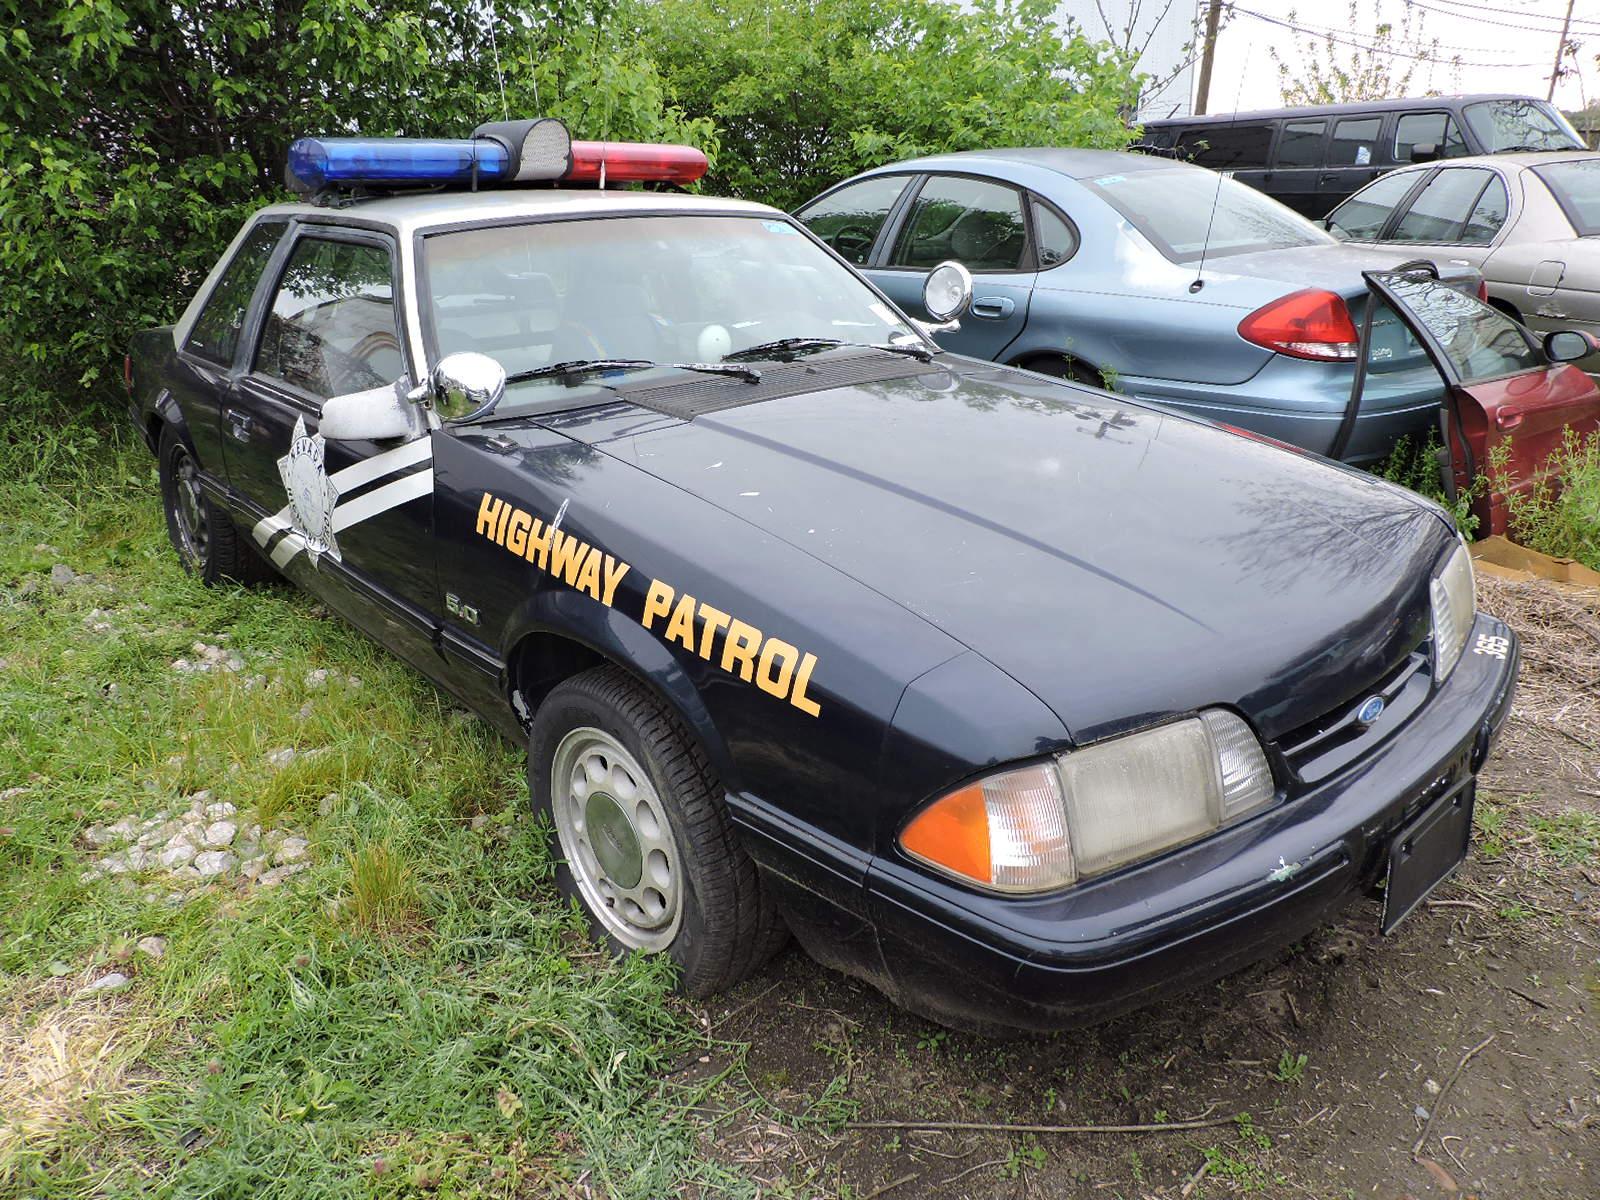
[224,225,441,674]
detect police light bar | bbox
[285,118,706,193]
[566,140,708,185]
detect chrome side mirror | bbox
[433,352,507,422]
[1543,329,1598,363]
[321,380,419,441]
[922,260,973,328]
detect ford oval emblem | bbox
[1355,695,1386,727]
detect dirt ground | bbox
[691,576,1600,1199]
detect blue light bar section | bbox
[286,137,512,192]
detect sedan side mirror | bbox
[922,260,973,328]
[321,380,421,442]
[1543,329,1599,363]
[1411,142,1439,163]
[433,351,507,422]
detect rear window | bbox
[1083,167,1331,263]
[185,222,284,365]
[1276,120,1326,168]
[1532,159,1600,235]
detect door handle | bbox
[225,408,255,442]
[1319,173,1338,184]
[970,296,1015,320]
[1494,405,1523,432]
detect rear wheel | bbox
[528,665,786,995]
[158,424,274,586]
[1019,354,1104,388]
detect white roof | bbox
[257,187,778,236]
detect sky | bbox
[1192,0,1600,115]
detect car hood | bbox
[554,356,1453,745]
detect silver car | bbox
[1326,151,1600,375]
[796,150,1478,464]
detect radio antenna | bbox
[485,1,510,122]
[1189,67,1247,295]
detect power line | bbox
[1230,6,1547,66]
[1403,0,1600,33]
[1242,5,1567,54]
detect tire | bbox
[528,665,787,996]
[158,423,274,586]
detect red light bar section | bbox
[566,140,708,185]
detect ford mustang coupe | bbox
[126,120,1518,1032]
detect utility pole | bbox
[1195,0,1225,115]
[1549,0,1575,101]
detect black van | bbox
[1136,94,1585,219]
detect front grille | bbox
[1279,645,1433,784]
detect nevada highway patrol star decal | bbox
[278,416,341,566]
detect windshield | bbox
[422,214,918,413]
[1462,99,1583,152]
[1082,168,1332,263]
[1532,158,1600,234]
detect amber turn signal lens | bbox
[900,783,991,884]
[899,762,1075,892]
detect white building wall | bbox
[1053,0,1198,120]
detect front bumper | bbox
[746,613,1517,1034]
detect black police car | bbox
[125,119,1518,1032]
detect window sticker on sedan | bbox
[477,492,823,717]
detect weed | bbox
[999,1135,1046,1178]
[1489,427,1600,568]
[916,1028,948,1053]
[1530,810,1600,865]
[1272,1051,1308,1084]
[343,840,420,930]
[1373,433,1479,536]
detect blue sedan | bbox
[796,149,1478,463]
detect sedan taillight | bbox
[1237,289,1360,361]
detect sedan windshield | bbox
[1532,158,1600,235]
[1462,99,1583,152]
[422,213,918,413]
[1082,168,1332,263]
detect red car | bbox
[1361,267,1600,535]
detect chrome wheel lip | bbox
[171,448,210,568]
[550,726,683,952]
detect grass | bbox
[0,423,759,1197]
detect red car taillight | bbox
[1237,289,1360,362]
[1476,280,1490,303]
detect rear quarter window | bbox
[185,222,285,365]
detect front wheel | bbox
[158,424,274,586]
[528,665,786,995]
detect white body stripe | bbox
[332,468,433,532]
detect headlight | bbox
[1430,538,1475,682]
[899,708,1275,894]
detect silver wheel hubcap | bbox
[172,450,209,566]
[551,727,683,951]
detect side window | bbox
[1394,112,1467,162]
[1330,117,1384,167]
[185,222,285,365]
[1392,169,1497,243]
[890,176,1029,272]
[1462,175,1510,244]
[1326,170,1423,240]
[1175,124,1274,169]
[1032,201,1079,267]
[1276,120,1326,168]
[254,237,402,402]
[796,176,910,266]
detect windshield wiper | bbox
[508,358,761,386]
[725,336,938,364]
[1497,143,1559,153]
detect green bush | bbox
[1490,428,1600,569]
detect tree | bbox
[0,0,708,419]
[1269,1,1459,106]
[641,0,1141,212]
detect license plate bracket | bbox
[1382,783,1474,934]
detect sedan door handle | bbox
[1495,405,1524,432]
[225,408,255,442]
[970,296,1015,320]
